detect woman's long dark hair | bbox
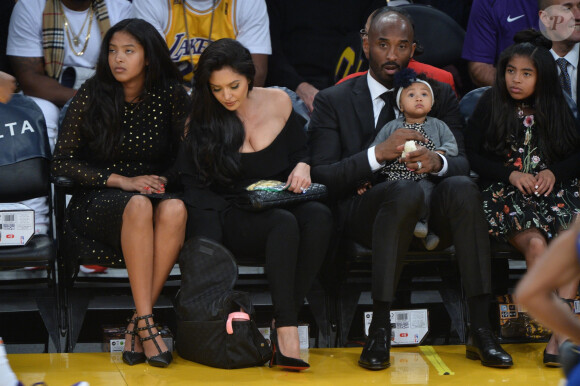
[485,29,580,164]
[186,38,255,187]
[81,18,182,160]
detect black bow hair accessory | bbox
[393,68,420,90]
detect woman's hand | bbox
[535,169,556,197]
[286,162,311,194]
[107,173,165,194]
[509,171,537,195]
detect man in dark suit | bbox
[539,0,580,106]
[309,7,513,370]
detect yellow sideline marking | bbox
[419,346,455,375]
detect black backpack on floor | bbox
[175,237,272,369]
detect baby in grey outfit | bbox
[361,70,458,250]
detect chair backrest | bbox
[458,86,490,123]
[334,31,367,85]
[0,94,59,352]
[0,94,51,202]
[401,4,465,68]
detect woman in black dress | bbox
[52,19,189,368]
[466,30,580,366]
[181,38,333,371]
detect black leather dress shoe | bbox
[358,328,391,370]
[466,327,513,368]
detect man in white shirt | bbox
[7,0,132,151]
[133,0,271,86]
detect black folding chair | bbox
[0,94,60,352]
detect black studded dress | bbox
[52,82,190,266]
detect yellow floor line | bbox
[420,345,455,375]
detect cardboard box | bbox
[258,326,271,343]
[103,325,173,353]
[0,203,34,246]
[364,309,429,346]
[298,324,309,349]
[496,294,580,340]
[498,304,549,340]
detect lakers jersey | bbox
[165,0,238,82]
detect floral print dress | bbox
[481,112,580,241]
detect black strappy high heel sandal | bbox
[135,313,173,368]
[122,312,146,366]
[269,328,309,371]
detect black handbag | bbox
[234,181,328,211]
[175,237,272,369]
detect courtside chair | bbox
[53,174,184,352]
[0,94,61,352]
[53,179,333,351]
[331,239,466,347]
[401,4,465,69]
[458,86,490,124]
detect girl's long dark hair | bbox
[485,29,580,163]
[186,38,255,187]
[81,18,182,160]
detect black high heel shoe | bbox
[269,328,310,371]
[543,348,561,367]
[122,312,146,366]
[135,313,173,368]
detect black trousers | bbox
[343,176,491,302]
[222,201,333,327]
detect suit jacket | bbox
[574,55,580,106]
[308,73,468,201]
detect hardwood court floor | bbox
[9,343,566,385]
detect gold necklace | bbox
[65,4,92,46]
[61,3,94,56]
[124,95,146,113]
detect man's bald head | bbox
[367,7,415,41]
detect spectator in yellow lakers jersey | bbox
[134,0,271,86]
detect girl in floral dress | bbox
[466,30,580,366]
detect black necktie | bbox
[556,57,572,95]
[376,91,395,130]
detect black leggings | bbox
[222,201,332,327]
